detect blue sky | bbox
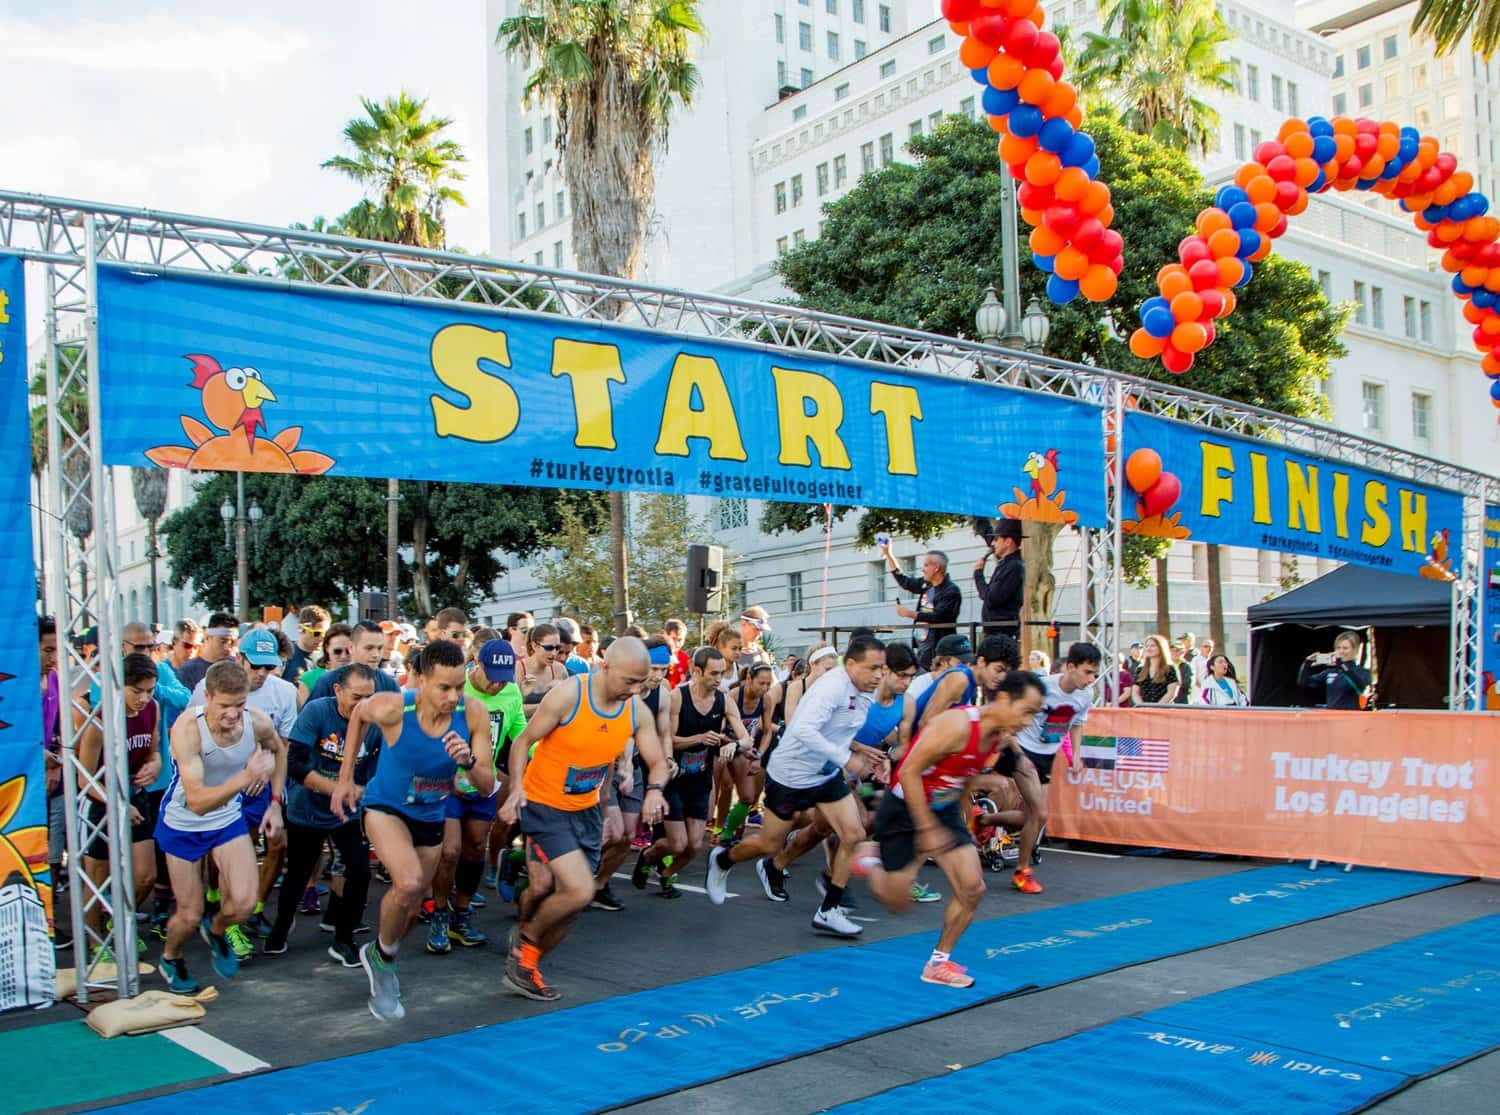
[0,1,493,251]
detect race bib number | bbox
[681,750,709,776]
[564,763,610,795]
[406,775,450,805]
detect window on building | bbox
[1358,82,1374,108]
[801,67,814,87]
[880,58,896,78]
[517,211,526,239]
[908,119,922,140]
[1333,92,1348,115]
[791,174,804,205]
[1361,381,1385,433]
[542,118,553,145]
[1404,295,1418,338]
[828,31,840,60]
[1415,105,1430,128]
[826,0,838,13]
[1413,63,1427,89]
[861,141,875,173]
[835,82,850,100]
[1288,81,1299,115]
[1442,55,1457,81]
[788,571,804,612]
[1371,286,1384,328]
[833,153,847,187]
[1272,74,1283,111]
[928,111,943,133]
[775,13,784,43]
[1420,300,1434,341]
[717,498,749,531]
[928,34,945,54]
[854,39,867,58]
[777,235,790,256]
[799,21,812,50]
[1317,270,1332,299]
[536,201,546,229]
[1249,128,1263,149]
[793,104,808,120]
[775,181,787,213]
[1353,280,1368,323]
[1443,93,1461,119]
[1246,64,1259,100]
[960,95,975,119]
[1230,57,1242,94]
[879,132,894,165]
[1356,44,1371,69]
[1383,33,1398,60]
[534,250,544,265]
[1385,73,1400,98]
[523,127,534,156]
[1411,392,1431,441]
[1233,124,1246,159]
[816,161,830,195]
[853,0,865,21]
[879,4,891,32]
[1333,54,1344,78]
[556,190,566,220]
[778,60,788,87]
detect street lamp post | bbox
[997,173,1026,348]
[219,474,262,617]
[1021,296,1053,354]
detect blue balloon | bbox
[1083,155,1102,179]
[1143,306,1175,338]
[983,85,1020,117]
[1236,229,1262,258]
[1453,273,1476,296]
[1380,158,1403,180]
[1141,295,1171,316]
[1215,185,1249,211]
[1047,274,1080,305]
[1424,204,1450,224]
[1308,116,1333,137]
[971,67,991,85]
[1033,252,1057,273]
[1476,289,1498,310]
[1310,170,1328,193]
[1235,260,1254,287]
[1228,202,1258,230]
[1009,104,1043,138]
[1039,117,1075,154]
[1311,136,1338,164]
[1491,380,1500,402]
[1062,131,1095,169]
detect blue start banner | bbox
[1120,410,1464,581]
[0,253,55,1011]
[1484,504,1500,710]
[94,268,1108,525]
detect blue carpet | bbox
[102,866,1459,1115]
[841,913,1500,1115]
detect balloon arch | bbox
[942,0,1500,414]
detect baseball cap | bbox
[379,620,398,635]
[241,628,281,667]
[935,634,975,663]
[153,630,174,648]
[397,622,418,642]
[479,639,517,683]
[648,644,673,667]
[554,617,581,643]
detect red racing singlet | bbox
[892,706,989,810]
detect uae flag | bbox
[1079,735,1119,769]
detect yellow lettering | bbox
[429,325,519,443]
[773,368,852,469]
[1399,489,1428,553]
[653,354,747,460]
[1200,442,1235,517]
[869,383,923,476]
[1285,462,1321,533]
[551,340,625,450]
[1249,453,1272,524]
[1360,481,1391,547]
[0,288,10,323]
[1331,472,1350,539]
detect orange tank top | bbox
[523,676,637,811]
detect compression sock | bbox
[724,801,751,835]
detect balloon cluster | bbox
[1124,449,1180,519]
[946,0,1124,305]
[1131,115,1500,412]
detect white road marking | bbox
[612,873,738,899]
[1046,847,1121,859]
[160,1027,269,1074]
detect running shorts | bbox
[873,792,971,872]
[1020,747,1055,784]
[664,770,712,822]
[763,771,851,821]
[366,803,445,848]
[445,793,499,823]
[82,790,156,859]
[520,800,604,873]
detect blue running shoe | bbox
[426,908,451,954]
[159,956,199,993]
[198,916,239,980]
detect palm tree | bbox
[498,0,705,633]
[1076,0,1237,157]
[1412,0,1500,58]
[324,91,467,620]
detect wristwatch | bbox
[458,756,477,771]
[647,782,666,792]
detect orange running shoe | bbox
[1012,867,1044,894]
[921,959,976,988]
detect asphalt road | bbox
[15,848,1499,1114]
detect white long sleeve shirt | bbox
[766,667,871,789]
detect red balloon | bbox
[1044,203,1081,238]
[1107,255,1124,275]
[1017,182,1055,210]
[1029,30,1061,67]
[1254,141,1286,166]
[1099,229,1125,258]
[1198,289,1226,318]
[1269,215,1289,239]
[1161,346,1194,374]
[1047,54,1065,80]
[968,12,1009,45]
[1266,155,1298,182]
[941,0,982,19]
[1353,133,1378,160]
[1141,472,1182,518]
[1189,258,1220,289]
[1074,217,1105,251]
[1003,17,1039,55]
[1179,236,1211,266]
[1436,152,1458,177]
[1273,180,1302,210]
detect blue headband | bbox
[648,645,672,667]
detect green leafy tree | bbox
[498,0,706,633]
[769,113,1345,642]
[1411,0,1500,58]
[1075,0,1238,157]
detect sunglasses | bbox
[247,663,277,672]
[327,646,353,657]
[304,627,327,637]
[538,643,560,653]
[127,642,154,652]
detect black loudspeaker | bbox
[685,544,724,613]
[360,591,390,622]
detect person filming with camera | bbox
[1297,630,1371,711]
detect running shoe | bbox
[999,833,1020,866]
[910,881,943,903]
[1012,867,1044,894]
[921,959,975,988]
[245,911,274,939]
[756,857,789,902]
[814,873,858,910]
[811,905,863,937]
[416,897,435,924]
[159,956,199,993]
[467,890,488,910]
[199,917,240,979]
[630,850,651,891]
[659,874,681,900]
[299,886,321,915]
[263,930,289,956]
[447,908,487,948]
[360,943,404,1021]
[426,908,452,954]
[704,848,732,906]
[327,940,360,968]
[482,865,499,891]
[226,924,255,962]
[105,918,147,955]
[504,951,560,1002]
[89,943,116,968]
[747,811,763,827]
[149,910,170,941]
[590,885,624,912]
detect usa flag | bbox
[1117,736,1170,772]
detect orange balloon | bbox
[1294,158,1320,187]
[1452,171,1475,195]
[1196,209,1232,237]
[1376,132,1400,159]
[1332,116,1357,136]
[1079,180,1111,215]
[948,21,971,35]
[1080,264,1118,302]
[1481,315,1500,337]
[1020,206,1046,226]
[959,37,998,70]
[1442,249,1466,273]
[1333,134,1356,162]
[1217,257,1245,287]
[1485,352,1500,376]
[1208,228,1240,258]
[1254,201,1282,232]
[1284,132,1315,159]
[1130,330,1168,359]
[1042,82,1078,120]
[1220,288,1238,315]
[1249,238,1274,262]
[1437,222,1466,244]
[1097,204,1116,227]
[1027,4,1045,26]
[1235,163,1261,189]
[1025,150,1063,186]
[1030,225,1066,256]
[999,134,1038,164]
[1246,174,1277,204]
[1019,68,1055,106]
[1159,265,1192,299]
[1065,105,1084,129]
[1487,271,1500,293]
[1125,448,1163,490]
[1054,246,1089,281]
[988,54,1026,91]
[1464,301,1487,325]
[1468,216,1500,241]
[1172,321,1208,353]
[1463,265,1491,289]
[1000,0,1035,15]
[1286,192,1310,216]
[1171,290,1204,321]
[1054,167,1090,202]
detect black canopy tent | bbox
[1246,564,1452,709]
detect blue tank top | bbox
[912,664,976,724]
[855,693,905,750]
[363,697,467,823]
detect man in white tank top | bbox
[155,660,284,994]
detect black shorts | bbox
[874,792,972,872]
[366,803,445,848]
[763,772,850,822]
[83,790,156,859]
[994,747,1020,778]
[664,770,712,822]
[520,800,604,873]
[614,756,646,816]
[1021,748,1055,784]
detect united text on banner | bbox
[93,268,1107,523]
[1048,708,1497,877]
[0,253,55,1011]
[1120,410,1463,579]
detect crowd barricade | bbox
[1046,708,1498,877]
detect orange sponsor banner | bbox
[1046,708,1498,877]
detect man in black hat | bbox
[974,518,1024,640]
[879,539,962,672]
